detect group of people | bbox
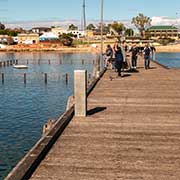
[105,41,156,77]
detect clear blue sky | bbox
[0,0,180,22]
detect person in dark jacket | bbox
[143,44,151,69]
[129,43,139,69]
[105,44,113,69]
[113,42,125,77]
[150,46,156,60]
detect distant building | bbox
[178,30,180,38]
[51,27,85,38]
[31,27,51,34]
[39,32,59,41]
[0,35,14,45]
[18,33,39,44]
[0,35,9,44]
[68,30,85,38]
[0,44,6,48]
[147,26,179,40]
[51,27,67,36]
[12,37,18,44]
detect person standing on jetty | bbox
[113,41,125,77]
[129,43,139,70]
[105,44,113,69]
[143,44,151,69]
[150,45,156,60]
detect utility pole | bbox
[82,0,86,31]
[100,0,104,70]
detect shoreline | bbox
[0,44,180,53]
[0,47,93,53]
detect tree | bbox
[0,22,5,30]
[86,24,95,30]
[125,28,134,37]
[59,33,73,46]
[0,30,18,36]
[132,13,151,37]
[110,21,125,35]
[68,24,78,30]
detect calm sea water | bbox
[155,52,180,68]
[0,52,96,179]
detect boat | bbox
[13,64,28,69]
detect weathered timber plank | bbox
[30,59,180,180]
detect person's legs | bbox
[131,56,135,68]
[126,56,131,70]
[105,56,110,68]
[115,61,122,76]
[134,56,137,68]
[144,57,149,69]
[118,61,123,76]
[109,59,113,70]
[147,56,150,68]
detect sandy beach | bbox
[0,43,180,53]
[155,44,180,52]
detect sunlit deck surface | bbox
[30,59,180,180]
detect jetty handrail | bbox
[5,64,106,180]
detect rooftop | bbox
[149,25,178,30]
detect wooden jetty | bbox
[6,59,180,180]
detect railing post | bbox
[74,70,87,117]
[10,60,13,65]
[2,73,4,84]
[93,56,101,78]
[65,73,68,84]
[24,73,26,84]
[44,73,47,84]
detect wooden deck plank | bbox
[30,59,180,180]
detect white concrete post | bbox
[74,70,87,117]
[93,56,100,78]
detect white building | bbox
[0,44,6,48]
[39,32,59,41]
[51,27,86,38]
[51,27,67,36]
[31,27,51,34]
[68,30,85,38]
[18,34,39,44]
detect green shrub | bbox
[59,33,73,46]
[157,38,175,45]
